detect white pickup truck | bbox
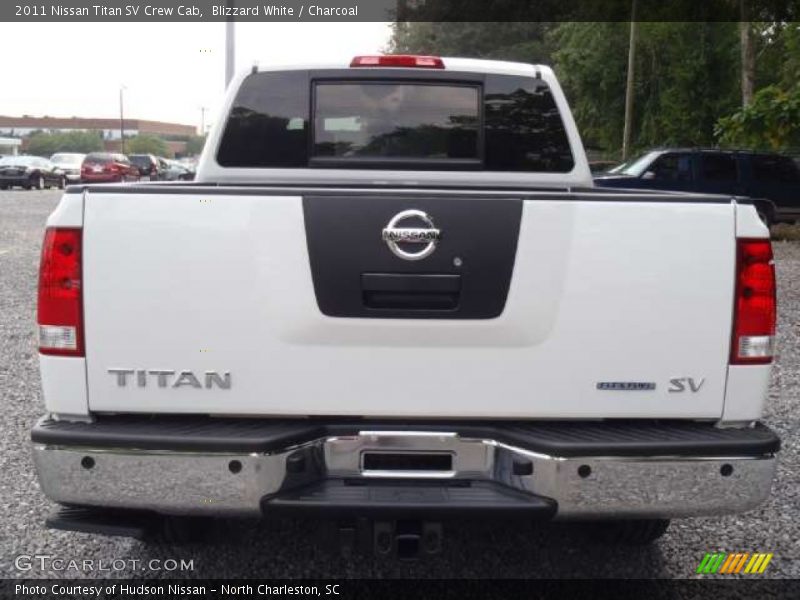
[32,55,780,554]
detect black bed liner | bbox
[32,416,780,457]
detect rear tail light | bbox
[731,238,776,364]
[37,228,84,356]
[350,55,445,69]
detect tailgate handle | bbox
[361,273,461,311]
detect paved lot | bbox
[1,189,798,579]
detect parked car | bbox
[129,153,161,180]
[161,159,195,181]
[155,156,170,179]
[178,156,199,171]
[594,148,800,226]
[0,155,65,190]
[33,56,779,552]
[80,153,140,183]
[49,153,85,184]
[588,160,619,174]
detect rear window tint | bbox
[483,74,574,172]
[217,70,574,173]
[312,83,480,163]
[217,71,309,168]
[751,154,800,183]
[648,153,692,181]
[701,154,737,181]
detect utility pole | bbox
[622,0,637,161]
[740,0,754,106]
[199,106,207,136]
[225,0,235,88]
[119,85,127,154]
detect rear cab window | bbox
[312,82,480,167]
[216,69,575,173]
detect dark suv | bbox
[595,149,800,225]
[129,154,161,180]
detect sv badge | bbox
[668,377,705,393]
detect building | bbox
[0,115,196,140]
[0,115,198,157]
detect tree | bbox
[716,23,800,150]
[740,20,755,106]
[753,22,800,91]
[622,1,638,160]
[388,21,792,158]
[548,22,628,155]
[184,135,206,156]
[716,85,800,150]
[26,130,104,156]
[124,134,168,156]
[552,22,740,157]
[388,22,557,64]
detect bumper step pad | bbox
[262,480,557,518]
[46,506,156,539]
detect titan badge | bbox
[108,368,231,389]
[382,209,441,261]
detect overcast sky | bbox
[0,22,391,133]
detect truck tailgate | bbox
[82,188,735,419]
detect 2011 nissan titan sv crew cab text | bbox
[31,55,780,553]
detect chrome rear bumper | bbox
[32,428,777,519]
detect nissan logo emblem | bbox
[381,210,441,261]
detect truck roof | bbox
[250,56,552,79]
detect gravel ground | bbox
[1,189,798,579]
